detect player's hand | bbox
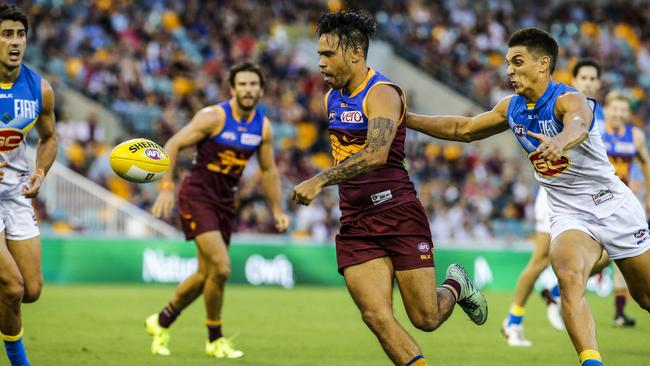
[292,177,324,206]
[527,131,565,161]
[22,169,44,198]
[151,191,175,218]
[0,160,8,182]
[273,211,290,232]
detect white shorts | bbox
[534,188,551,234]
[0,195,40,241]
[549,192,650,260]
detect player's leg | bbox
[6,236,42,304]
[614,248,650,315]
[145,245,207,356]
[0,231,30,366]
[612,266,636,326]
[550,229,603,364]
[345,257,426,366]
[195,230,243,359]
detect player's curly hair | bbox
[0,4,28,33]
[508,28,558,74]
[317,10,376,59]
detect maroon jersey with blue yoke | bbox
[326,68,417,223]
[178,100,265,241]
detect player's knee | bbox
[0,281,24,304]
[632,292,650,312]
[207,265,231,282]
[22,280,43,303]
[411,315,441,332]
[360,309,394,332]
[555,269,585,297]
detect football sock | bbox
[506,304,525,326]
[579,349,603,366]
[441,279,461,302]
[550,284,561,299]
[406,355,428,366]
[206,319,223,342]
[2,328,30,366]
[615,295,626,317]
[158,302,180,328]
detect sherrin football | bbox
[109,138,169,183]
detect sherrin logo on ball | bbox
[110,138,169,183]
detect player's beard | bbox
[235,94,259,112]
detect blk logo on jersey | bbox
[0,129,23,152]
[528,151,570,177]
[14,99,38,120]
[340,111,363,123]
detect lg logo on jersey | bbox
[528,151,570,177]
[0,129,23,152]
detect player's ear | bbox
[539,55,551,74]
[350,46,363,64]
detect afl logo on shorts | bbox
[145,148,163,160]
[417,243,430,253]
[634,229,646,239]
[0,129,24,152]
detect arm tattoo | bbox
[318,117,396,186]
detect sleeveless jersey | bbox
[601,124,636,185]
[326,68,417,222]
[181,100,265,205]
[506,81,626,219]
[0,65,42,198]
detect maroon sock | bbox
[158,303,180,328]
[441,279,461,302]
[208,325,223,342]
[615,295,626,317]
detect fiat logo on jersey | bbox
[340,111,363,123]
[514,125,526,136]
[417,243,430,253]
[0,129,24,152]
[145,148,163,160]
[528,151,570,177]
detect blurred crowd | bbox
[370,0,650,129]
[27,0,650,242]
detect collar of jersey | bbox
[522,80,556,113]
[340,68,375,98]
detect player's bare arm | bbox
[258,117,290,231]
[292,84,402,205]
[407,96,511,142]
[528,92,593,161]
[151,107,225,218]
[632,127,650,210]
[23,78,57,198]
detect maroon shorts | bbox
[335,200,434,275]
[177,192,235,243]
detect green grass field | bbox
[8,285,648,366]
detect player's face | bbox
[572,66,601,97]
[604,99,630,127]
[230,71,263,112]
[318,33,351,89]
[505,46,546,95]
[0,20,26,70]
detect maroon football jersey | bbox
[326,69,418,222]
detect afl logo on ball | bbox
[417,243,430,253]
[145,148,163,160]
